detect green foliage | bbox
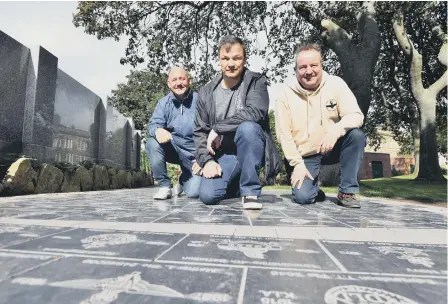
[268,110,288,185]
[140,150,151,173]
[109,69,168,131]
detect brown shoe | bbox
[337,192,361,208]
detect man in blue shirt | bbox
[147,67,201,200]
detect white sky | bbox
[0,1,288,108]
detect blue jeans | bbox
[199,121,265,205]
[146,137,201,198]
[292,128,366,204]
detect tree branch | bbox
[393,5,425,99]
[380,90,401,114]
[292,1,323,29]
[357,1,381,58]
[429,71,447,95]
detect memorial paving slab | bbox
[0,187,446,303]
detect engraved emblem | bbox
[325,285,418,304]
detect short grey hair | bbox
[294,43,322,70]
[218,35,247,59]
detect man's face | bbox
[296,49,323,90]
[219,43,246,79]
[167,69,190,97]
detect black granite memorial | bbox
[0,31,34,178]
[103,100,129,169]
[48,69,104,165]
[1,30,139,181]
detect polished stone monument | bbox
[0,31,34,178]
[103,100,129,169]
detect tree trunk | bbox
[393,5,446,181]
[410,117,420,176]
[416,96,444,180]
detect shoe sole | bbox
[338,202,361,208]
[154,195,172,200]
[243,202,263,210]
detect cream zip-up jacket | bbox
[274,71,364,167]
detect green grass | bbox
[264,175,447,203]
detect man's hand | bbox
[291,164,313,189]
[318,129,339,154]
[192,160,202,176]
[202,161,222,179]
[155,128,172,144]
[207,129,221,155]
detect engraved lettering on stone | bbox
[280,219,311,225]
[193,216,221,223]
[19,233,40,237]
[12,272,232,303]
[81,233,169,249]
[0,252,52,260]
[216,240,282,259]
[324,285,419,304]
[368,220,406,227]
[295,249,320,254]
[42,248,117,256]
[52,236,72,240]
[370,246,435,268]
[0,226,25,233]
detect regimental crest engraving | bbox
[81,233,169,249]
[369,246,435,268]
[324,285,418,304]
[216,240,282,259]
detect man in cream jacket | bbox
[275,43,366,208]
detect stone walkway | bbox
[0,187,446,303]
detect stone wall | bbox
[0,158,152,196]
[0,30,140,180]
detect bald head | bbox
[167,67,191,99]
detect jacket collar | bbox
[168,89,193,104]
[210,68,252,91]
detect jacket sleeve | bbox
[275,91,304,167]
[212,75,269,134]
[194,89,214,167]
[148,98,166,138]
[333,77,364,137]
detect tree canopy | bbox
[108,69,168,131]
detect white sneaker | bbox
[173,183,183,196]
[154,187,172,200]
[242,196,263,210]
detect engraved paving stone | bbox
[6,229,187,260]
[0,257,241,304]
[157,234,341,271]
[0,187,446,303]
[243,268,447,303]
[320,240,448,276]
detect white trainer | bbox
[173,183,183,196]
[242,196,263,210]
[153,187,172,200]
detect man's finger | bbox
[306,171,313,180]
[297,177,304,189]
[291,177,298,188]
[217,164,222,176]
[207,143,215,155]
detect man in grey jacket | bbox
[194,35,281,210]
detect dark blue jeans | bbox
[199,121,265,205]
[292,128,366,204]
[146,137,201,198]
